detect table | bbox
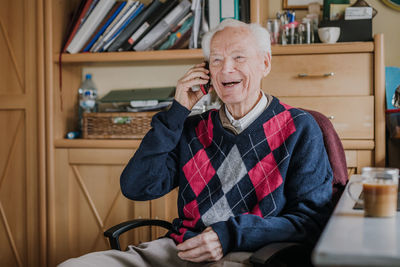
[312,175,400,266]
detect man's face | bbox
[209,26,270,109]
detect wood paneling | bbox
[54,148,152,265]
[0,0,42,266]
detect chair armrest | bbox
[104,219,173,250]
[250,242,312,267]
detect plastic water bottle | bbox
[78,73,98,131]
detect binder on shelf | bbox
[158,13,194,50]
[62,0,94,52]
[89,0,134,52]
[120,0,179,51]
[91,1,143,52]
[189,0,201,49]
[107,0,163,52]
[66,0,116,54]
[133,0,191,51]
[81,1,126,52]
[102,2,145,51]
[220,0,239,21]
[79,0,101,28]
[239,0,250,23]
[207,0,220,30]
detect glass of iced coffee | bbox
[348,167,399,217]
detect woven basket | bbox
[82,112,156,139]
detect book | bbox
[100,87,175,103]
[158,13,194,50]
[66,0,116,53]
[119,0,179,51]
[79,0,100,28]
[91,1,141,52]
[133,0,191,51]
[239,0,250,23]
[81,1,126,52]
[62,0,93,52]
[102,2,145,51]
[207,0,220,30]
[189,0,201,49]
[220,0,239,21]
[107,0,163,52]
[90,0,133,52]
[169,26,192,49]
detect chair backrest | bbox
[301,109,348,207]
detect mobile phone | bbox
[199,61,210,95]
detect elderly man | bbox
[59,19,332,267]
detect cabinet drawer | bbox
[280,96,374,139]
[262,53,373,96]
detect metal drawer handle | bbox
[327,115,335,120]
[298,72,335,78]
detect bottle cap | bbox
[85,73,92,79]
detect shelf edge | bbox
[55,139,142,149]
[55,42,375,63]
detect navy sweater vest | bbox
[121,96,333,254]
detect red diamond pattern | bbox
[195,112,214,148]
[183,148,216,196]
[263,110,296,151]
[248,153,283,201]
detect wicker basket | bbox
[82,112,157,139]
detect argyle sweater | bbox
[120,96,333,255]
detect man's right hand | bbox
[175,62,211,110]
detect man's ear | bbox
[262,53,271,77]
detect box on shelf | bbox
[319,19,372,42]
[82,112,157,139]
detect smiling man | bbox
[59,19,333,267]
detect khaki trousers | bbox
[58,237,252,267]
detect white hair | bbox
[201,19,271,61]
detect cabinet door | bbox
[345,150,374,175]
[0,0,41,266]
[54,148,152,264]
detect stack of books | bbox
[62,0,250,53]
[98,87,175,112]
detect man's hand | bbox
[176,227,223,263]
[175,62,210,110]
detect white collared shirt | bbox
[224,92,268,134]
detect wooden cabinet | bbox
[262,40,386,174]
[53,146,178,264]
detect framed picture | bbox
[283,0,323,9]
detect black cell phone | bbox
[200,61,210,95]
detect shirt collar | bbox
[224,92,268,133]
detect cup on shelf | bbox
[347,167,399,217]
[318,27,340,43]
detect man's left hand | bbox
[176,227,223,262]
